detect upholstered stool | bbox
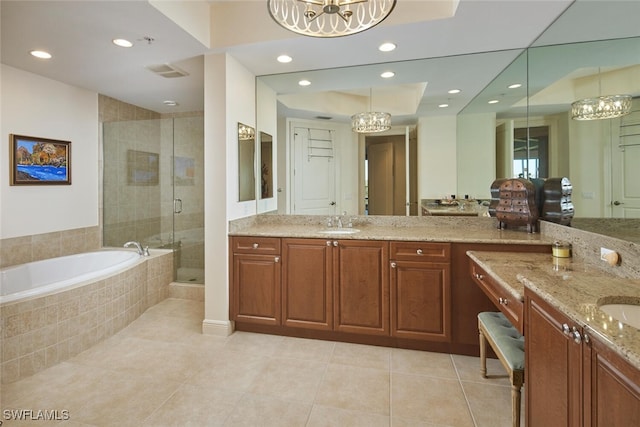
[478,312,525,427]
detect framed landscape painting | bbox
[10,134,71,185]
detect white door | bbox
[612,108,640,217]
[292,127,336,215]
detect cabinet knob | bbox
[252,243,259,249]
[562,323,571,335]
[333,241,339,247]
[475,273,484,280]
[391,262,397,269]
[499,297,509,306]
[274,256,280,263]
[571,327,582,344]
[326,241,332,246]
[416,249,423,255]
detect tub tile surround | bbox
[0,226,101,269]
[0,250,173,384]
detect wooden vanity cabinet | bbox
[333,240,390,336]
[525,289,585,427]
[230,237,282,325]
[451,243,550,355]
[390,242,451,341]
[525,289,640,427]
[281,238,333,330]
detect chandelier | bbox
[238,124,255,140]
[571,68,632,121]
[268,0,397,38]
[351,89,391,133]
[571,95,632,121]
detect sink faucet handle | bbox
[327,217,333,227]
[143,246,150,257]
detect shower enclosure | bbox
[102,115,204,284]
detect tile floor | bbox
[1,298,520,427]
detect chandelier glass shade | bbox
[571,95,632,121]
[351,111,391,133]
[238,124,255,140]
[268,0,396,38]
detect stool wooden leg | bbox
[511,383,521,427]
[479,328,487,378]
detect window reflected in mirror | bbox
[238,123,256,202]
[514,126,549,179]
[259,132,273,199]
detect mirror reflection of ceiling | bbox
[259,0,640,125]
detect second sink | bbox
[599,303,640,329]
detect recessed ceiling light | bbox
[448,89,461,94]
[439,104,449,108]
[378,42,396,52]
[277,55,292,63]
[30,50,52,59]
[113,38,133,48]
[380,71,395,79]
[488,99,499,104]
[508,83,522,89]
[163,100,178,106]
[298,79,311,87]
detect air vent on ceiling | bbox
[146,63,189,78]
[315,116,333,120]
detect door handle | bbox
[174,198,183,213]
[329,201,336,206]
[613,201,624,206]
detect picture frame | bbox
[10,134,71,185]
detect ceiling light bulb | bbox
[298,79,311,87]
[277,55,292,63]
[488,100,499,104]
[378,42,396,52]
[439,104,449,108]
[30,50,52,59]
[380,71,395,79]
[163,100,178,106]
[113,39,133,48]
[448,89,461,94]
[508,83,522,89]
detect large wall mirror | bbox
[238,122,256,202]
[255,1,640,241]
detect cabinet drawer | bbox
[390,242,450,262]
[232,237,281,254]
[470,261,523,333]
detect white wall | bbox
[203,53,256,335]
[0,65,99,239]
[457,112,496,199]
[417,116,457,200]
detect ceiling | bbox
[1,0,637,119]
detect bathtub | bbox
[1,248,174,384]
[0,250,141,304]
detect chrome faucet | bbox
[124,241,150,256]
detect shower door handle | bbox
[174,198,183,214]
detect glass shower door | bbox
[171,115,205,283]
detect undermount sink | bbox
[599,303,640,329]
[319,228,361,235]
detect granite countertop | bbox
[467,251,640,370]
[229,215,550,245]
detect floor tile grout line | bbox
[451,354,480,427]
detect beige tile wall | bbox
[0,226,101,269]
[1,251,173,384]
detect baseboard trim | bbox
[202,319,234,337]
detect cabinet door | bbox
[334,240,389,336]
[391,260,450,341]
[589,335,640,427]
[525,290,584,427]
[232,253,281,325]
[282,238,333,330]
